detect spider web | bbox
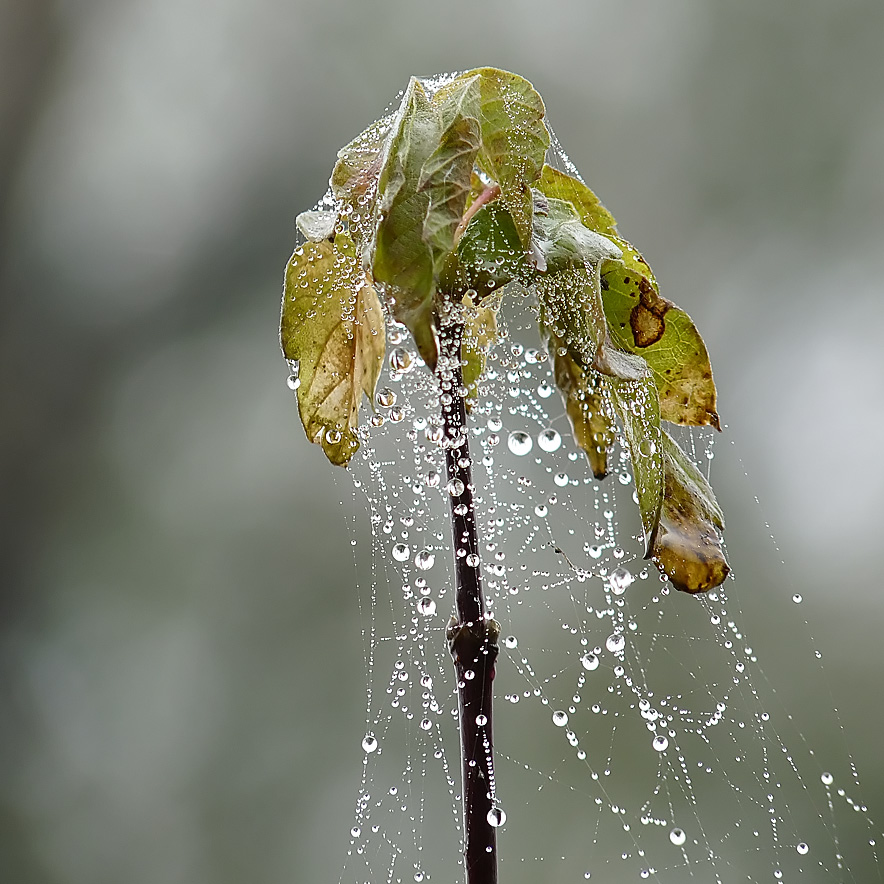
[319,313,882,884]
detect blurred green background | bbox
[2,0,883,881]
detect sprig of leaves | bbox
[280,68,729,592]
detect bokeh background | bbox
[2,0,883,881]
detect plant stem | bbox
[438,321,500,884]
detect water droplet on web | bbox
[669,827,686,846]
[554,472,569,487]
[390,347,413,372]
[466,553,480,567]
[377,388,396,407]
[420,718,432,731]
[537,381,554,398]
[475,714,487,726]
[351,825,361,838]
[581,652,600,671]
[417,597,436,616]
[504,635,518,649]
[792,593,803,604]
[362,734,378,753]
[286,374,301,391]
[537,428,562,452]
[487,806,506,827]
[606,633,625,654]
[821,772,834,785]
[508,431,533,456]
[392,543,410,562]
[609,567,633,595]
[797,842,809,855]
[652,735,669,752]
[424,470,440,488]
[414,549,435,570]
[552,710,569,726]
[447,478,465,496]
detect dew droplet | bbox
[351,826,361,838]
[669,827,686,846]
[537,428,562,453]
[652,735,669,752]
[504,635,518,649]
[507,431,533,456]
[581,652,600,671]
[325,428,342,445]
[609,567,633,595]
[797,842,809,855]
[792,593,803,604]
[392,543,410,562]
[417,597,436,616]
[487,806,506,827]
[554,472,569,487]
[420,718,432,731]
[605,633,625,654]
[362,734,378,753]
[821,772,833,785]
[475,714,487,726]
[447,478,465,497]
[552,710,569,727]
[286,374,301,391]
[390,347,413,372]
[424,470,440,488]
[537,381,553,398]
[377,388,396,407]
[415,549,435,570]
[466,553,480,568]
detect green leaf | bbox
[531,195,622,276]
[549,336,615,479]
[373,77,442,369]
[453,202,527,301]
[606,367,664,552]
[651,432,729,593]
[296,210,338,243]
[331,114,392,220]
[419,76,482,272]
[454,68,550,247]
[537,165,618,238]
[280,232,385,466]
[534,165,720,429]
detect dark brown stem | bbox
[438,321,500,884]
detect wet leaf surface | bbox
[372,77,441,369]
[455,67,549,247]
[280,233,385,465]
[652,432,729,592]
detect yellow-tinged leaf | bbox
[461,291,501,402]
[280,233,385,466]
[651,432,729,593]
[534,165,720,429]
[551,340,615,479]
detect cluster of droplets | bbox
[326,144,882,883]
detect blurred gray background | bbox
[2,0,883,881]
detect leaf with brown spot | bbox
[534,165,720,429]
[651,432,729,593]
[280,232,385,466]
